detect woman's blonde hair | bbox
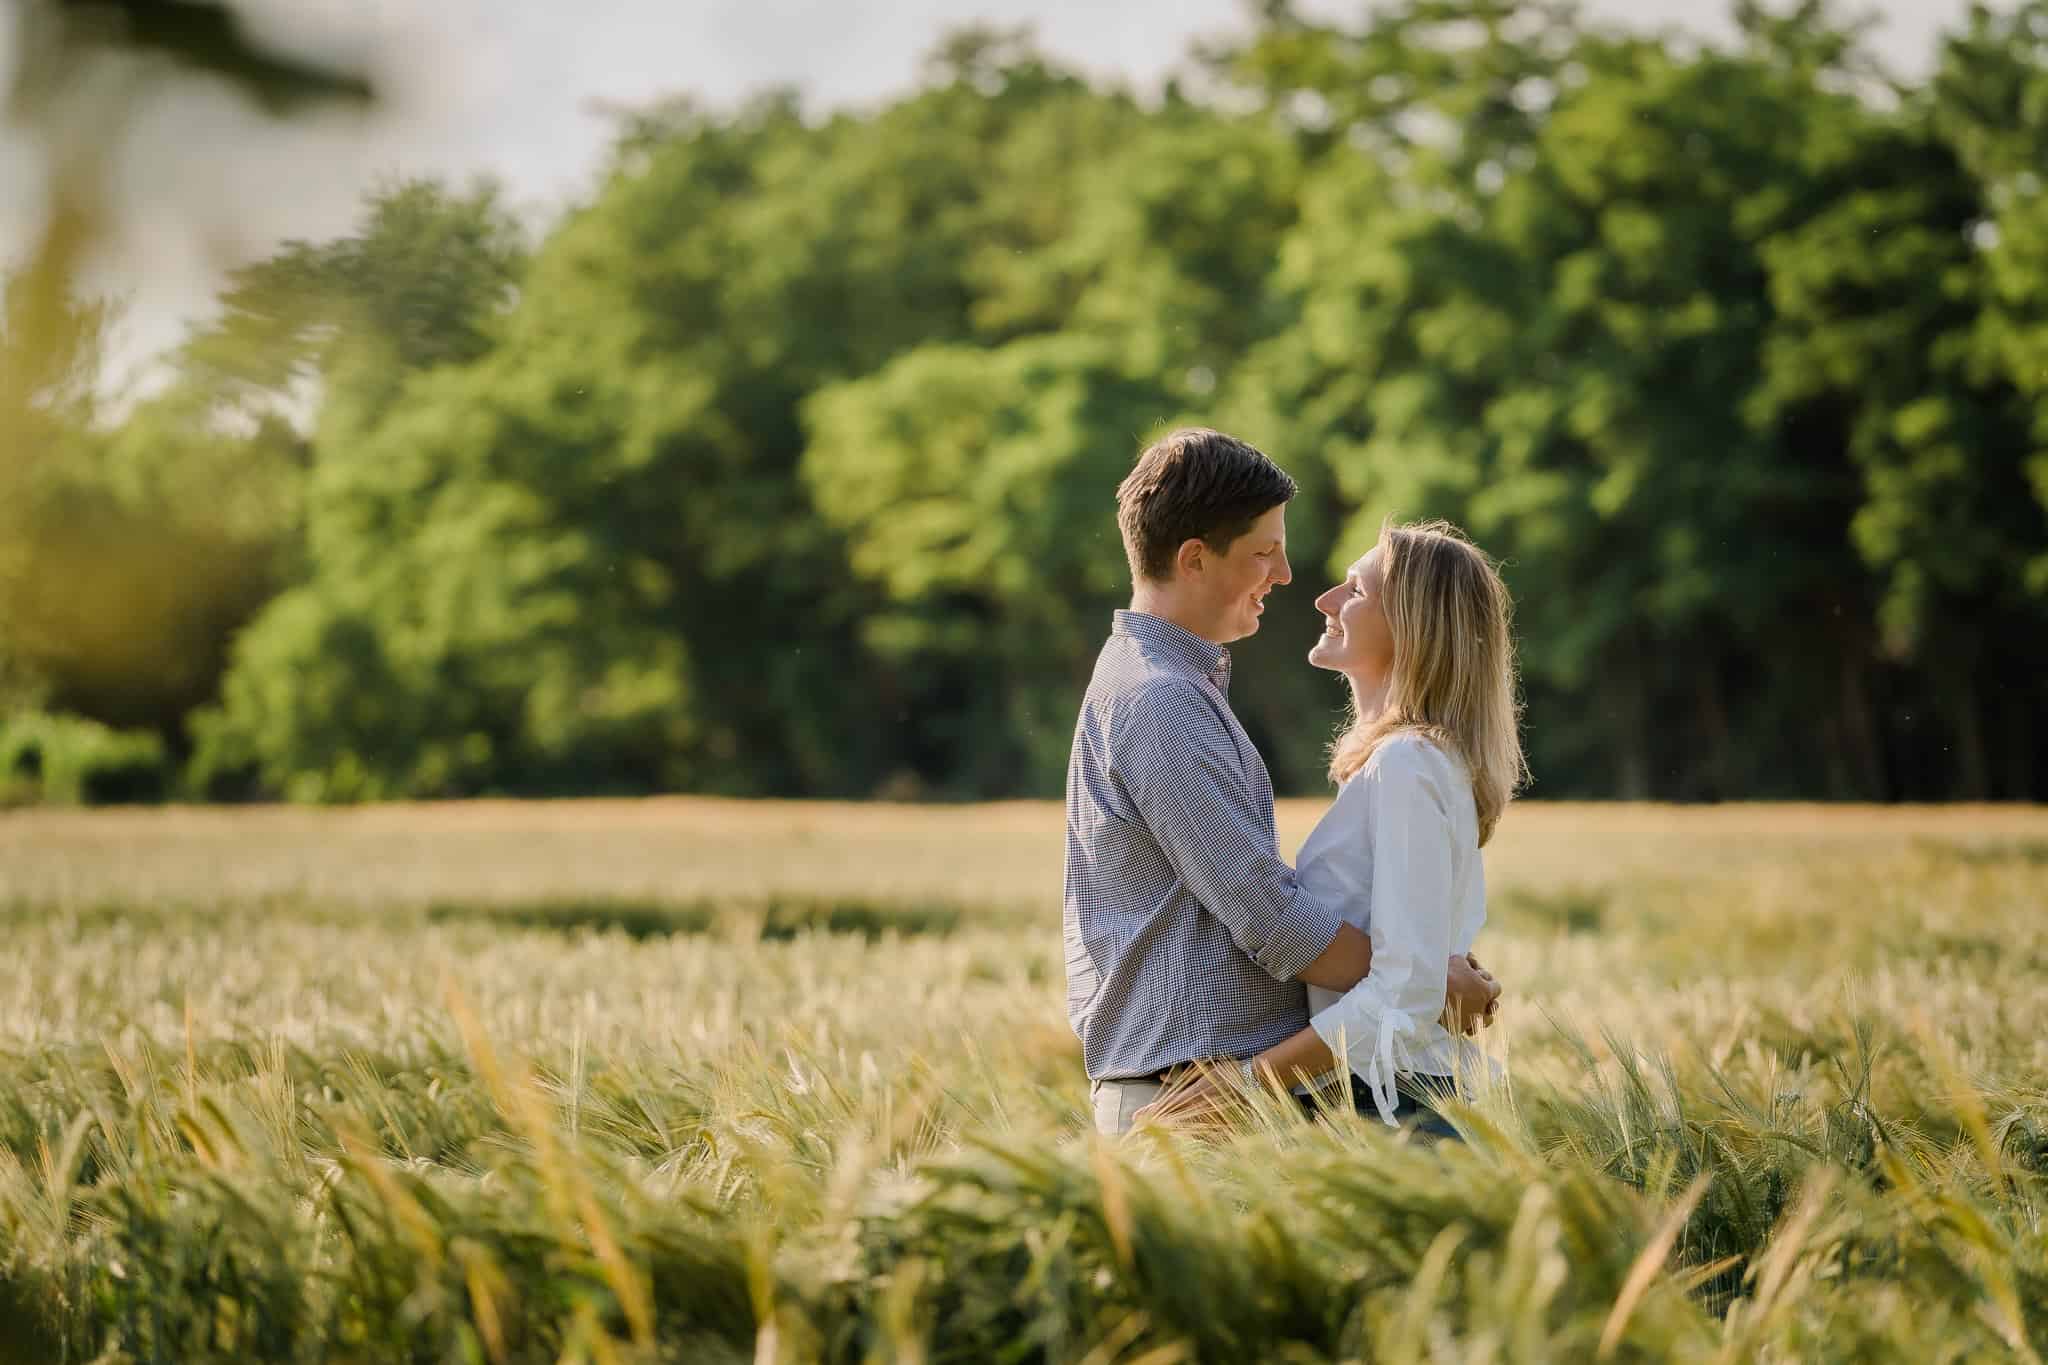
[1327,519,1528,845]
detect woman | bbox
[1138,519,1526,1131]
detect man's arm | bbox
[1301,930,1496,1031]
[1116,682,1344,982]
[1276,956,1497,1075]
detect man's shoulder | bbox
[1096,677,1235,780]
[1088,635,1205,704]
[1093,669,1215,725]
[1078,657,1221,748]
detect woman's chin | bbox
[1307,643,1343,671]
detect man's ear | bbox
[1174,537,1206,580]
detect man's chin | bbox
[1209,615,1255,645]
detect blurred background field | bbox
[5,792,2048,908]
[0,800,2044,1359]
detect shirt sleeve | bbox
[1112,680,1343,982]
[1306,741,1458,1125]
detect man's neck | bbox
[1128,588,1222,645]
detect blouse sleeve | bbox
[1306,741,1459,1125]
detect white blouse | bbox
[1298,732,1488,1125]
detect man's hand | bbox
[1131,1066,1240,1132]
[1442,952,1500,1036]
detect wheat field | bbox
[0,799,2043,1362]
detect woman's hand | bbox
[1442,952,1500,1036]
[1471,952,1502,1026]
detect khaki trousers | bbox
[1089,1077,1168,1136]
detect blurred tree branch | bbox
[2,0,381,297]
[1,0,378,722]
[7,0,375,118]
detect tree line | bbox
[3,0,2045,804]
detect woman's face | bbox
[1308,548,1395,681]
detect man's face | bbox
[1193,504,1292,643]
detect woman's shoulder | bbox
[1358,731,1475,819]
[1362,729,1460,778]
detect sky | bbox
[0,0,1995,381]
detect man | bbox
[1063,428,1500,1135]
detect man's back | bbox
[1062,610,1342,1081]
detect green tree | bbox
[1751,84,2040,798]
[0,183,521,748]
[0,206,274,732]
[199,54,1134,799]
[0,208,107,715]
[808,96,1327,792]
[1914,0,2048,794]
[804,336,1170,793]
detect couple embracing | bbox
[1063,428,1524,1138]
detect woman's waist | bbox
[1306,1014,1482,1074]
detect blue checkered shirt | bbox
[1063,610,1345,1081]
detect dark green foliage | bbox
[1524,1028,1896,1307]
[0,712,168,805]
[1996,1102,2048,1174]
[1922,838,2048,868]
[1493,886,1610,935]
[423,895,974,941]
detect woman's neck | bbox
[1346,671,1390,724]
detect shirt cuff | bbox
[1250,893,1345,981]
[1308,997,1409,1127]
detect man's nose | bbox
[1270,551,1292,586]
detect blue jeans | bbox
[1300,1074,1463,1142]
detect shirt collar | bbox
[1113,609,1233,692]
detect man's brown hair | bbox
[1115,428,1298,582]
